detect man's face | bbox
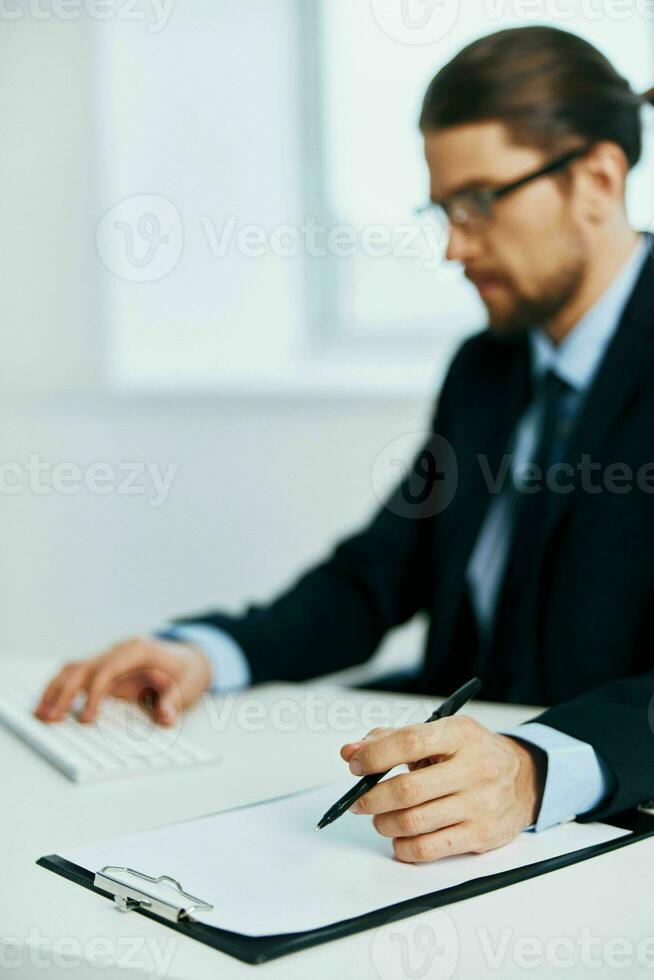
[423,121,588,337]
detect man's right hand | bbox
[34,637,213,727]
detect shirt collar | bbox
[529,234,649,392]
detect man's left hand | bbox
[340,715,545,863]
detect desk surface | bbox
[2,674,651,980]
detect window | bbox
[98,2,654,393]
[315,0,654,343]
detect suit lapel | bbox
[427,240,654,685]
[467,340,532,531]
[544,235,654,544]
[433,337,531,656]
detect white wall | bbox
[0,14,102,394]
[0,7,431,681]
[0,392,428,680]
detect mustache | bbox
[465,269,509,286]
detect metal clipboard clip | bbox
[94,866,214,923]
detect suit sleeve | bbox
[529,669,654,820]
[171,433,442,684]
[168,348,469,686]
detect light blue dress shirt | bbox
[157,234,648,832]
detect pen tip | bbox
[314,825,321,831]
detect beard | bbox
[484,251,586,338]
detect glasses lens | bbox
[449,194,490,229]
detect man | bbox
[36,27,654,863]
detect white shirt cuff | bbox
[153,622,252,693]
[500,722,614,832]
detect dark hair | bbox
[420,26,654,169]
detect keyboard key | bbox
[0,688,220,782]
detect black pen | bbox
[315,677,482,831]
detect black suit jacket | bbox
[177,234,654,822]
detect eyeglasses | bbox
[416,144,593,232]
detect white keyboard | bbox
[0,689,219,783]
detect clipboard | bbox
[37,802,654,966]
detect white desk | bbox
[2,678,652,979]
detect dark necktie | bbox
[484,369,574,702]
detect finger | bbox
[132,668,182,725]
[372,793,466,838]
[35,669,71,720]
[341,728,395,762]
[392,821,476,864]
[408,755,447,771]
[348,716,472,775]
[152,676,183,726]
[349,759,466,815]
[81,648,144,722]
[340,727,394,761]
[340,741,366,762]
[38,663,90,721]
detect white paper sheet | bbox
[60,778,629,936]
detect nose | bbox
[445,223,482,265]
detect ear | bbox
[574,141,629,223]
